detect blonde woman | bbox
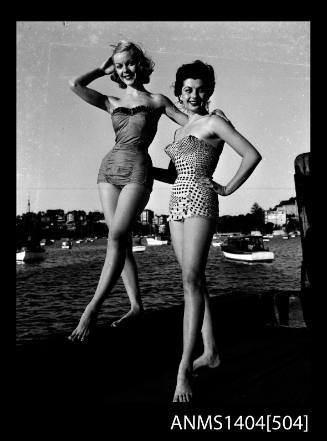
[69,41,188,342]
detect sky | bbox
[17,21,310,217]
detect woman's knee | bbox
[182,270,202,292]
[108,228,129,246]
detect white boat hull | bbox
[222,250,274,263]
[62,241,72,249]
[16,250,46,262]
[132,245,146,253]
[146,239,168,246]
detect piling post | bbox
[294,153,312,328]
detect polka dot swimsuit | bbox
[164,134,223,222]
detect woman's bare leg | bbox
[98,183,144,327]
[170,217,215,401]
[111,235,144,327]
[69,183,149,342]
[193,283,220,371]
[170,220,219,378]
[98,183,145,327]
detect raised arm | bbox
[152,160,177,184]
[158,95,188,126]
[69,57,115,111]
[200,115,262,196]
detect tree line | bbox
[16,202,300,249]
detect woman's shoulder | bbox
[209,109,235,127]
[210,108,229,121]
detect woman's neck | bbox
[188,110,209,123]
[125,84,148,96]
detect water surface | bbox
[16,236,302,344]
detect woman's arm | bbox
[158,95,188,126]
[199,115,262,196]
[69,57,115,111]
[152,160,177,184]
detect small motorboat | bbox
[212,233,225,247]
[62,240,73,249]
[146,236,168,246]
[212,240,224,247]
[85,237,95,243]
[40,238,54,247]
[132,245,146,253]
[16,246,46,262]
[250,230,262,236]
[17,198,47,262]
[221,235,274,263]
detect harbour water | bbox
[16,236,302,345]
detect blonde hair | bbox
[109,40,155,88]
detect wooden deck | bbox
[15,290,311,434]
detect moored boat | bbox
[211,234,225,247]
[212,240,224,247]
[272,230,286,236]
[132,245,146,253]
[16,246,46,262]
[146,236,168,246]
[62,240,73,249]
[40,238,54,247]
[250,230,262,236]
[85,237,95,243]
[221,235,274,263]
[17,197,47,262]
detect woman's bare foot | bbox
[173,368,193,402]
[193,353,220,372]
[111,307,143,328]
[68,304,98,342]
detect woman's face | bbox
[180,78,209,113]
[113,50,140,86]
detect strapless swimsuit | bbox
[165,135,223,221]
[97,105,161,191]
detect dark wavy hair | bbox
[174,60,215,102]
[109,40,155,88]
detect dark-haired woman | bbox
[153,60,262,402]
[68,41,188,342]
